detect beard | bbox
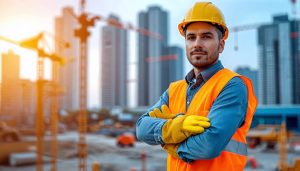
[187,48,219,69]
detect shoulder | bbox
[221,76,247,98]
[228,76,246,87]
[169,79,186,88]
[170,79,186,85]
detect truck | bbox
[247,124,293,149]
[116,132,135,147]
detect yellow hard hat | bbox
[178,2,228,40]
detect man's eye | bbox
[187,36,195,40]
[202,35,211,39]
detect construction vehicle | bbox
[247,124,293,149]
[0,121,21,142]
[116,132,135,147]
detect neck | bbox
[193,68,201,77]
[193,60,219,77]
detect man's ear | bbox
[218,39,225,53]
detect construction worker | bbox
[136,1,258,171]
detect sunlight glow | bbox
[0,45,52,82]
[0,18,52,82]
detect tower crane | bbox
[229,23,264,51]
[20,33,68,171]
[278,122,288,171]
[71,1,164,170]
[230,0,299,50]
[73,1,94,170]
[0,33,68,171]
[291,0,297,17]
[1,1,247,171]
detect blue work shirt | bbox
[136,60,248,162]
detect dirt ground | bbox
[1,132,299,171]
[0,132,167,171]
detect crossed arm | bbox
[136,77,248,162]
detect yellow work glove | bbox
[162,115,211,159]
[182,115,211,134]
[162,115,210,144]
[162,143,180,159]
[149,104,177,119]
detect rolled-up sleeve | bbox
[136,90,169,145]
[177,77,248,162]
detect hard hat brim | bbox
[178,21,228,40]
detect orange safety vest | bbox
[167,68,258,171]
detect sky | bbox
[0,0,297,108]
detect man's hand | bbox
[149,104,176,119]
[149,105,210,143]
[162,114,210,144]
[182,115,210,134]
[162,115,210,159]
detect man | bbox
[136,2,257,171]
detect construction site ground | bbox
[0,132,299,171]
[0,132,166,171]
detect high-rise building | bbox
[258,14,299,104]
[55,7,80,111]
[0,50,22,121]
[161,46,184,91]
[138,6,175,106]
[137,11,149,106]
[290,20,300,104]
[236,67,258,97]
[101,15,128,109]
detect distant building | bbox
[55,7,80,111]
[0,51,56,126]
[253,105,300,132]
[137,6,183,106]
[258,14,300,105]
[161,46,184,91]
[138,6,168,106]
[0,50,22,124]
[101,14,128,109]
[236,67,258,97]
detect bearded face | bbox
[185,22,225,71]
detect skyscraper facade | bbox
[258,14,299,104]
[290,20,300,104]
[236,67,258,97]
[0,50,22,121]
[55,7,80,111]
[161,46,184,91]
[138,6,183,106]
[101,15,128,109]
[137,11,149,106]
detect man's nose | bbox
[193,37,203,48]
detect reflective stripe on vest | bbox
[224,139,247,156]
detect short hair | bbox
[183,22,224,40]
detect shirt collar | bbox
[185,60,224,84]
